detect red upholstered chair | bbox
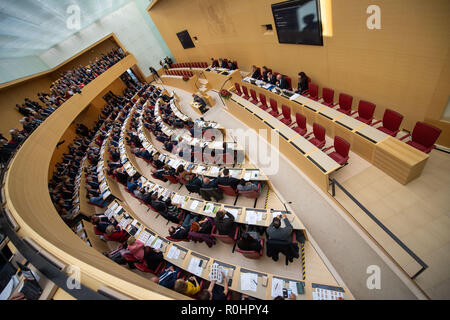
[233,61,238,69]
[242,86,250,100]
[163,174,179,184]
[235,239,264,259]
[218,184,238,197]
[93,226,103,236]
[321,88,335,107]
[249,89,259,105]
[269,98,280,117]
[238,182,261,203]
[166,236,189,242]
[234,83,243,96]
[134,260,165,274]
[400,122,442,154]
[336,93,353,115]
[211,225,239,245]
[323,136,351,165]
[372,109,404,137]
[258,93,269,110]
[305,123,326,148]
[304,83,319,101]
[285,76,293,90]
[280,105,292,126]
[352,100,376,124]
[224,58,228,64]
[292,113,307,136]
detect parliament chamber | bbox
[0,0,449,305]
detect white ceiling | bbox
[0,0,134,59]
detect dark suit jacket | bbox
[251,69,261,79]
[277,77,290,90]
[215,211,236,236]
[268,75,277,85]
[297,78,309,93]
[220,61,228,68]
[217,176,239,189]
[211,60,219,68]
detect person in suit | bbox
[215,210,236,236]
[227,60,237,70]
[210,58,219,68]
[237,232,262,252]
[267,71,277,85]
[276,74,289,90]
[296,72,309,94]
[261,66,269,82]
[219,58,228,68]
[217,168,240,189]
[250,65,261,79]
[143,246,164,270]
[267,214,293,241]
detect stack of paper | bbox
[187,257,203,277]
[226,208,239,220]
[245,211,258,225]
[240,273,258,292]
[190,200,199,211]
[138,231,150,244]
[167,246,181,260]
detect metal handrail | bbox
[329,178,428,280]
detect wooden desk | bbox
[161,74,198,93]
[240,79,430,184]
[225,94,341,191]
[373,137,429,184]
[204,69,242,91]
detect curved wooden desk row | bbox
[203,68,243,91]
[138,102,268,182]
[225,92,341,192]
[161,74,199,94]
[101,196,349,300]
[239,79,429,185]
[5,55,184,300]
[153,99,246,161]
[117,104,297,229]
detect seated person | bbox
[276,74,289,90]
[127,176,140,193]
[198,270,229,300]
[261,66,269,82]
[143,246,164,270]
[104,225,127,242]
[237,232,262,252]
[267,71,277,85]
[122,236,145,263]
[217,168,239,189]
[150,192,167,212]
[201,176,218,189]
[152,164,174,181]
[214,210,236,236]
[157,264,180,289]
[168,213,199,239]
[151,154,165,170]
[176,164,195,182]
[227,60,237,70]
[267,214,293,241]
[197,217,213,234]
[219,58,228,69]
[210,58,219,68]
[192,94,209,113]
[250,65,261,79]
[237,179,259,192]
[296,72,309,94]
[164,140,175,152]
[174,276,201,297]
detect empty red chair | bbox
[305,83,319,101]
[249,89,259,105]
[305,123,326,148]
[258,93,269,110]
[400,122,442,154]
[280,105,292,126]
[336,93,353,115]
[292,113,307,135]
[234,83,243,96]
[285,76,293,90]
[218,185,238,197]
[241,86,250,100]
[372,109,404,137]
[269,98,280,117]
[323,136,350,165]
[163,174,179,184]
[321,88,335,107]
[235,239,264,259]
[211,225,239,245]
[352,100,375,124]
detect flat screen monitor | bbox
[272,0,323,46]
[176,30,195,49]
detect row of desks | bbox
[161,74,199,94]
[240,78,429,185]
[226,92,341,192]
[137,106,269,182]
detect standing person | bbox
[149,66,160,80]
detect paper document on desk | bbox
[225,208,239,219]
[271,278,284,298]
[151,238,163,250]
[138,231,149,244]
[251,170,259,179]
[229,170,241,178]
[146,235,156,247]
[240,273,258,292]
[272,211,282,219]
[245,211,257,225]
[290,93,301,101]
[289,281,299,296]
[190,200,199,211]
[209,166,220,175]
[244,172,251,181]
[167,245,180,260]
[188,257,203,277]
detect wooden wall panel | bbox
[149,0,450,145]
